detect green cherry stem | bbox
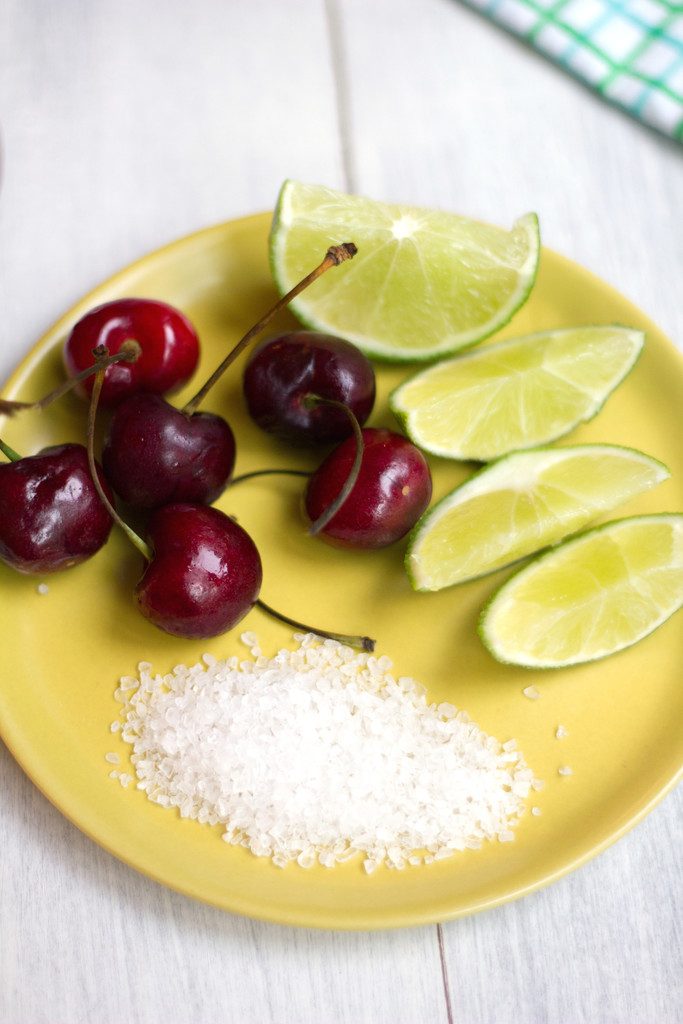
[230,468,311,487]
[0,438,21,461]
[0,340,141,417]
[181,242,357,417]
[256,598,375,653]
[303,394,364,536]
[86,349,152,562]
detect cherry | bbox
[102,394,235,508]
[98,245,359,512]
[136,504,262,639]
[63,298,200,407]
[0,442,113,574]
[243,331,375,445]
[304,428,432,549]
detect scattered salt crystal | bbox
[110,721,120,733]
[558,766,573,776]
[531,806,542,817]
[109,770,120,780]
[556,725,568,739]
[113,633,533,872]
[104,752,120,765]
[522,685,541,700]
[36,582,49,595]
[531,778,545,791]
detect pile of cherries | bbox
[0,246,432,643]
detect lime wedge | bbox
[390,325,644,461]
[406,445,669,591]
[270,180,540,362]
[480,514,683,668]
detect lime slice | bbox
[480,514,683,668]
[270,180,540,362]
[390,325,644,461]
[406,445,669,591]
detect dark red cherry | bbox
[102,394,235,509]
[243,331,375,444]
[64,298,200,407]
[305,428,432,549]
[0,444,113,574]
[136,504,262,638]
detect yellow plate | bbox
[1,213,681,930]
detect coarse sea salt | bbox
[112,634,533,871]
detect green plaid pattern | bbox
[461,0,683,141]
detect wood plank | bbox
[0,0,346,383]
[441,790,683,1024]
[0,1,447,1022]
[334,0,682,1021]
[333,0,683,343]
[1,741,446,1024]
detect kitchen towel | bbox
[462,0,683,141]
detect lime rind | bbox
[390,325,645,461]
[405,444,670,592]
[270,180,541,363]
[478,513,683,669]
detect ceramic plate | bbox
[1,213,681,929]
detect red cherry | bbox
[136,504,262,639]
[243,331,375,445]
[305,428,432,549]
[63,298,200,407]
[0,444,113,574]
[102,394,235,509]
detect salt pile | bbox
[113,634,534,872]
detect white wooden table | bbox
[1,2,681,1021]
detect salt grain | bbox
[558,766,573,777]
[114,634,532,871]
[522,685,541,700]
[555,725,568,739]
[531,806,542,816]
[104,752,120,765]
[36,582,49,595]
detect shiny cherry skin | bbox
[102,394,236,509]
[136,504,262,639]
[63,298,200,407]
[0,444,113,574]
[305,428,432,549]
[243,331,375,445]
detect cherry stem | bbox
[230,468,310,487]
[0,340,141,417]
[181,242,358,417]
[256,598,375,653]
[303,395,364,536]
[86,348,153,562]
[0,438,21,461]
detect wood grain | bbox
[0,0,681,1021]
[335,2,683,1020]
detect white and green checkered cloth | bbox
[462,0,683,141]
